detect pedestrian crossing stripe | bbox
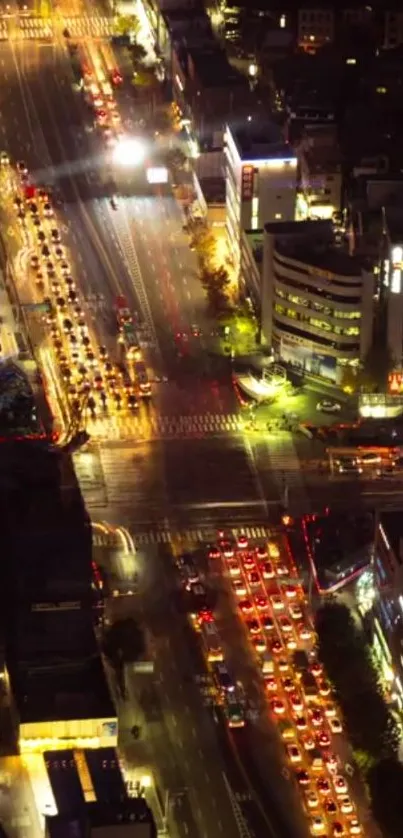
[92,525,273,548]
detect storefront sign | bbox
[241,165,254,201]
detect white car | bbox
[0,151,9,165]
[310,816,326,835]
[316,400,341,414]
[357,451,381,465]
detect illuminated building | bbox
[225,120,297,274]
[298,7,334,52]
[383,239,403,367]
[257,220,374,383]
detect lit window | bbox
[280,14,286,28]
[275,213,282,220]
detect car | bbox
[0,150,10,165]
[37,230,46,243]
[295,715,307,730]
[289,603,303,620]
[228,561,240,577]
[316,400,341,413]
[17,160,28,174]
[297,623,313,641]
[296,769,310,786]
[60,261,70,273]
[43,202,53,217]
[309,709,324,727]
[332,822,345,837]
[246,619,260,635]
[264,675,277,692]
[17,210,25,224]
[276,562,290,576]
[41,244,50,257]
[262,615,275,632]
[277,657,289,673]
[268,541,280,558]
[256,545,267,560]
[51,280,61,295]
[207,545,220,560]
[279,616,293,633]
[339,797,353,815]
[85,350,96,366]
[282,677,294,693]
[317,777,331,796]
[110,195,119,210]
[62,318,73,333]
[325,753,339,774]
[305,791,319,810]
[220,541,234,558]
[317,731,331,748]
[64,276,75,288]
[310,661,323,678]
[271,639,283,655]
[255,595,268,611]
[271,595,285,612]
[318,679,331,697]
[284,585,298,600]
[290,692,304,713]
[262,560,274,579]
[239,598,253,614]
[302,734,315,751]
[329,717,342,734]
[333,776,348,796]
[348,820,361,835]
[324,702,337,718]
[325,798,338,815]
[128,392,138,410]
[310,816,326,835]
[286,744,301,763]
[286,636,297,651]
[51,228,61,242]
[30,255,39,268]
[243,554,256,571]
[56,297,66,310]
[248,571,260,587]
[67,290,78,303]
[357,451,381,465]
[237,534,248,549]
[251,635,266,652]
[54,247,65,260]
[271,698,286,715]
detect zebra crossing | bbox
[12,15,114,41]
[92,524,273,548]
[87,412,244,442]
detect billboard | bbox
[279,334,336,382]
[241,165,254,201]
[146,166,168,184]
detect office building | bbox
[225,120,297,274]
[296,123,342,220]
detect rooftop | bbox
[228,120,291,161]
[10,608,99,667]
[46,799,156,838]
[264,220,365,277]
[12,654,115,724]
[379,511,403,566]
[187,46,248,88]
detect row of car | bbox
[216,533,363,838]
[9,162,139,418]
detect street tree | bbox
[200,265,232,313]
[132,68,157,88]
[368,758,403,838]
[191,226,217,269]
[315,602,399,761]
[115,15,140,37]
[103,617,145,666]
[130,42,148,66]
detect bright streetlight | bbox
[111,137,146,167]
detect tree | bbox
[315,603,399,761]
[130,42,147,66]
[115,15,140,37]
[191,226,217,269]
[200,265,232,313]
[132,68,157,88]
[368,758,403,838]
[103,617,145,666]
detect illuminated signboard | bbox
[391,245,403,294]
[388,372,403,394]
[146,166,169,184]
[241,165,254,201]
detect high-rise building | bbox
[225,120,297,273]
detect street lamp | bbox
[111,137,146,167]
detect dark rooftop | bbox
[46,799,156,838]
[187,46,248,88]
[264,220,365,277]
[10,607,99,667]
[380,511,403,566]
[228,120,291,161]
[13,654,115,724]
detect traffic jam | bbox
[5,159,142,424]
[182,532,364,838]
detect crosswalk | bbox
[0,15,114,42]
[92,524,274,548]
[87,412,244,442]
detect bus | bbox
[133,359,151,397]
[200,620,223,662]
[224,694,245,728]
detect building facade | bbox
[225,121,297,273]
[296,123,343,220]
[260,220,374,383]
